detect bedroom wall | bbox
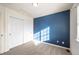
[34,10,70,48]
[70,4,79,55]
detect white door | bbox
[8,16,24,49]
[0,7,5,53]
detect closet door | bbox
[8,16,24,49]
[9,16,24,48]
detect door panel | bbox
[8,16,24,49]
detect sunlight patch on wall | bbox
[34,27,50,44]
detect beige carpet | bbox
[1,41,71,55]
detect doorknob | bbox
[0,34,3,37]
[9,33,12,36]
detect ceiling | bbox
[1,3,73,18]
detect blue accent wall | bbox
[34,10,70,48]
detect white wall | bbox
[0,5,5,53]
[24,15,33,43]
[70,4,79,55]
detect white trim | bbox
[41,42,70,50]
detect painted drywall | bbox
[24,15,33,43]
[1,3,72,18]
[34,10,70,48]
[70,4,79,55]
[0,5,5,53]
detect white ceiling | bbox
[1,3,73,18]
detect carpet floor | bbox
[1,41,71,55]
